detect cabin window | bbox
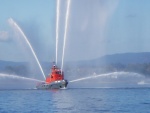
[56,71,61,74]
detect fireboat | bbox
[36,64,68,89]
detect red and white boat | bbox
[36,64,68,89]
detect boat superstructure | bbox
[36,64,68,89]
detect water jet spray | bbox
[56,0,60,65]
[61,0,71,72]
[8,18,46,80]
[0,73,44,82]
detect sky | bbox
[0,0,150,62]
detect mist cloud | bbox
[57,0,119,61]
[0,31,9,42]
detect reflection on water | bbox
[49,88,150,113]
[0,88,150,113]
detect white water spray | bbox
[8,18,46,80]
[69,72,148,83]
[69,72,114,83]
[61,0,71,72]
[0,73,44,82]
[56,0,60,64]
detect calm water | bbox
[0,88,150,113]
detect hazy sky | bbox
[0,0,150,62]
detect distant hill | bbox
[0,60,52,78]
[1,52,150,77]
[1,52,150,67]
[64,52,150,78]
[96,52,150,64]
[73,52,150,67]
[0,60,25,70]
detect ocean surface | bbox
[0,88,150,113]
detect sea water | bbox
[0,88,150,113]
